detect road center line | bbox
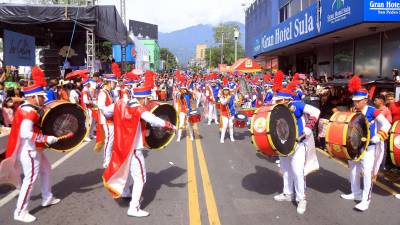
[186,129,202,225]
[194,124,221,225]
[0,141,90,208]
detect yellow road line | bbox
[316,148,399,196]
[186,130,202,225]
[194,124,222,225]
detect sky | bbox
[98,0,253,33]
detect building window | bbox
[355,34,380,77]
[290,0,302,16]
[334,40,353,77]
[302,0,317,9]
[280,4,289,22]
[382,29,400,78]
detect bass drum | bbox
[325,112,369,161]
[145,101,177,150]
[251,104,298,156]
[41,101,88,152]
[389,120,400,167]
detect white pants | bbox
[348,145,375,201]
[207,102,218,124]
[279,143,306,201]
[15,150,53,216]
[103,124,114,168]
[196,92,202,108]
[177,112,193,141]
[122,149,146,211]
[85,109,94,137]
[220,116,234,142]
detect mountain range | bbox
[158,22,245,65]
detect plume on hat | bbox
[273,70,284,92]
[31,66,47,86]
[111,62,121,78]
[348,75,362,93]
[263,73,271,82]
[144,70,155,88]
[222,77,228,86]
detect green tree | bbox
[96,41,112,61]
[160,48,178,71]
[205,23,245,67]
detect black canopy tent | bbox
[0,3,131,45]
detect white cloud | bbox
[98,0,253,32]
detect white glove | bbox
[46,136,59,145]
[370,135,381,144]
[304,127,313,137]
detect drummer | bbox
[205,73,220,125]
[2,69,61,223]
[341,75,391,211]
[176,79,195,142]
[80,77,94,142]
[272,74,320,215]
[262,73,274,105]
[219,80,236,143]
[103,85,176,218]
[97,74,118,168]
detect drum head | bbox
[236,113,247,120]
[347,114,368,159]
[268,104,297,155]
[146,104,177,149]
[41,102,87,152]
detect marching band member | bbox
[273,71,320,215]
[80,77,94,142]
[97,75,118,168]
[103,85,176,218]
[121,80,134,102]
[263,74,274,105]
[176,81,195,142]
[219,79,236,143]
[1,67,61,223]
[341,76,391,211]
[205,73,220,125]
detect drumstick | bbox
[361,137,368,142]
[57,132,74,141]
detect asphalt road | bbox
[1,120,400,225]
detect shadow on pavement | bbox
[116,166,187,209]
[30,168,104,214]
[307,167,349,194]
[234,130,251,141]
[242,165,281,195]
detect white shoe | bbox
[42,197,61,207]
[273,193,293,202]
[84,137,92,142]
[176,138,181,142]
[230,138,235,142]
[340,193,362,201]
[127,208,150,217]
[395,194,400,199]
[14,212,36,223]
[275,160,280,164]
[354,200,370,212]
[297,200,307,214]
[220,140,224,143]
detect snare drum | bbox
[234,113,248,128]
[188,110,201,124]
[239,108,256,118]
[325,112,370,161]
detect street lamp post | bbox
[220,32,224,64]
[234,28,240,62]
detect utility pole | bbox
[234,28,239,62]
[220,32,224,64]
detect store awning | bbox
[231,58,262,73]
